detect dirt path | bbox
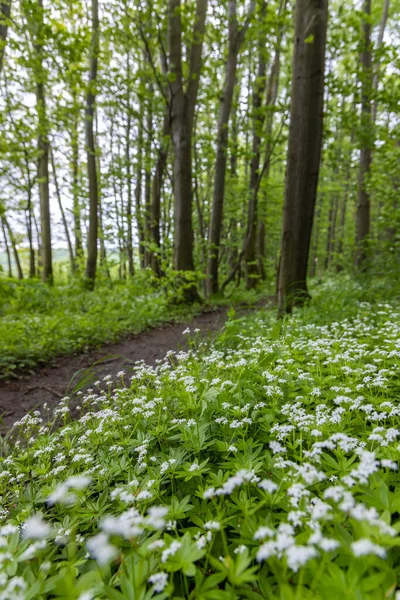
[0,306,242,433]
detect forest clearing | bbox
[1,0,400,598]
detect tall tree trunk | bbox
[206,0,251,296]
[245,1,267,290]
[50,148,76,273]
[150,114,169,277]
[23,150,36,277]
[277,0,328,314]
[168,0,207,302]
[144,86,153,268]
[371,0,390,124]
[0,0,11,74]
[71,105,83,262]
[3,216,23,279]
[84,0,99,289]
[355,0,372,268]
[1,216,12,277]
[135,114,145,269]
[125,53,134,277]
[34,0,52,283]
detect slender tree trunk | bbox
[256,0,286,278]
[1,217,12,277]
[23,151,36,277]
[71,106,83,262]
[325,192,339,270]
[277,0,328,314]
[355,0,372,268]
[206,0,251,296]
[26,202,35,278]
[34,0,52,283]
[50,148,76,273]
[245,1,267,289]
[150,114,169,277]
[135,114,145,269]
[84,0,99,289]
[371,0,390,124]
[0,0,11,74]
[4,216,23,279]
[144,86,153,268]
[126,53,134,277]
[310,192,324,278]
[168,0,207,302]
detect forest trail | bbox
[0,301,270,433]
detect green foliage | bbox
[0,275,200,378]
[0,277,399,597]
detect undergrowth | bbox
[0,276,399,598]
[0,273,263,379]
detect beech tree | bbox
[277,0,329,314]
[167,0,207,301]
[355,0,372,268]
[84,0,99,288]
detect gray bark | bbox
[277,0,328,314]
[84,0,99,288]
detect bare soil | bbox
[0,305,256,434]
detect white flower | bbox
[381,459,398,470]
[148,571,168,592]
[257,540,276,562]
[22,515,51,540]
[285,545,318,571]
[147,506,168,529]
[351,539,386,559]
[254,526,274,540]
[258,480,278,493]
[204,521,220,531]
[161,540,181,563]
[78,592,94,600]
[86,533,119,565]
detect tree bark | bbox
[34,0,52,283]
[144,86,153,268]
[355,0,372,269]
[125,52,134,277]
[71,105,83,262]
[245,0,267,290]
[1,216,12,278]
[135,114,145,269]
[168,0,207,302]
[150,114,169,277]
[84,0,99,289]
[4,215,23,280]
[371,0,390,124]
[277,0,328,314]
[206,0,251,296]
[0,0,11,74]
[50,148,76,273]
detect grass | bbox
[0,273,264,379]
[0,274,399,598]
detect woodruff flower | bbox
[351,539,386,559]
[148,571,168,592]
[22,514,50,540]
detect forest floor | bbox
[0,299,272,433]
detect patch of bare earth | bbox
[0,301,272,434]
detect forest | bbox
[0,0,400,598]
